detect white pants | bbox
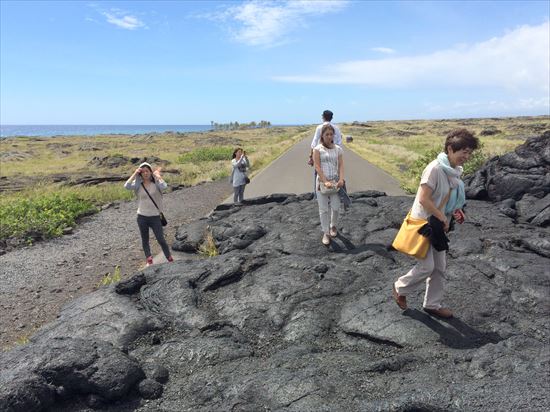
[394,245,447,309]
[316,191,340,234]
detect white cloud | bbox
[204,0,349,47]
[372,47,396,54]
[424,96,549,114]
[102,11,146,30]
[275,22,550,95]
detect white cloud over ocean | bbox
[275,21,550,97]
[202,0,349,47]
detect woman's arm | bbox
[231,158,241,169]
[153,170,168,190]
[337,152,344,188]
[124,168,141,190]
[419,184,448,229]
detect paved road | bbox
[157,137,406,263]
[227,137,405,202]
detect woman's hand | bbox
[453,209,465,224]
[336,179,345,188]
[153,169,162,179]
[323,181,334,188]
[434,211,449,232]
[134,168,142,176]
[437,214,449,232]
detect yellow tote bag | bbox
[392,211,430,259]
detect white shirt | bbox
[410,159,451,220]
[137,183,164,216]
[310,122,343,149]
[314,144,343,181]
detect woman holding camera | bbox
[314,124,344,245]
[231,148,250,203]
[124,162,173,267]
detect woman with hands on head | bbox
[124,162,173,267]
[313,124,344,246]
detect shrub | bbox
[198,230,218,257]
[177,146,234,163]
[0,192,97,242]
[404,144,488,192]
[98,265,122,287]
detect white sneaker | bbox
[329,226,338,237]
[322,233,331,245]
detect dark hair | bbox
[232,147,243,159]
[320,124,335,148]
[322,110,333,121]
[444,128,480,154]
[140,164,155,182]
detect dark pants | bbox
[137,214,171,259]
[233,185,246,203]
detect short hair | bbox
[232,147,242,159]
[320,124,335,148]
[322,110,333,121]
[444,128,480,154]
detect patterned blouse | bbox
[315,143,342,181]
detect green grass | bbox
[0,185,132,243]
[344,116,549,193]
[403,144,488,193]
[98,265,122,287]
[0,192,97,241]
[15,335,30,346]
[177,146,235,163]
[198,230,219,257]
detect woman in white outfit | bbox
[313,124,345,245]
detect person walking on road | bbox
[231,148,250,203]
[313,124,345,245]
[392,129,480,318]
[308,110,343,165]
[124,162,173,267]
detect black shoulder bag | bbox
[141,183,168,226]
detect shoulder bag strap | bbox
[141,182,161,212]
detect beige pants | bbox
[394,245,447,310]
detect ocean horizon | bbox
[0,124,214,138]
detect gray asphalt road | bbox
[227,137,405,202]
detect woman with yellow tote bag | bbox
[391,129,480,319]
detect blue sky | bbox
[1,0,549,124]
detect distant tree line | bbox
[210,120,271,130]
